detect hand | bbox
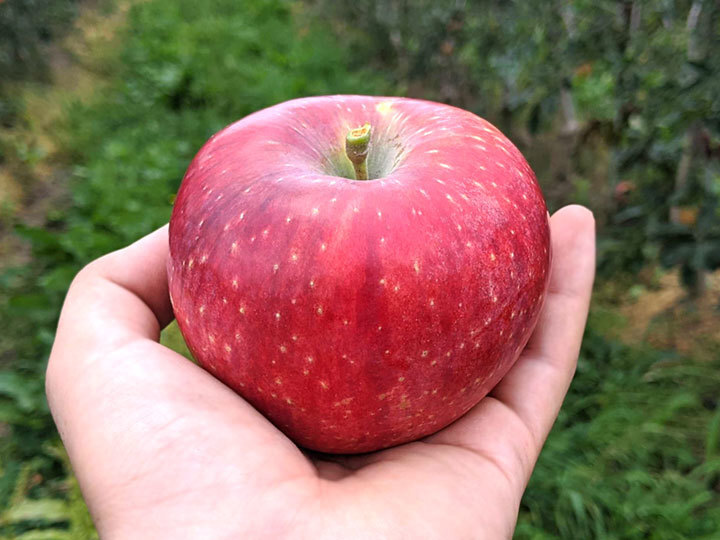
[46,205,595,539]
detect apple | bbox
[167,95,551,454]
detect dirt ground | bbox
[615,268,720,358]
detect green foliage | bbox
[517,310,720,538]
[0,0,81,128]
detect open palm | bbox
[46,205,595,539]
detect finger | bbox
[50,225,173,367]
[425,205,595,485]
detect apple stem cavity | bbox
[345,123,372,181]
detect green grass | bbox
[0,0,718,538]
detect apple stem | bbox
[345,123,372,181]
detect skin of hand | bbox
[46,205,595,540]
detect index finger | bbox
[50,225,174,362]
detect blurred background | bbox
[0,0,719,537]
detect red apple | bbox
[168,95,551,454]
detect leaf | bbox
[706,407,720,462]
[1,498,68,525]
[14,530,75,540]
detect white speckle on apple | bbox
[187,258,194,269]
[198,305,205,314]
[353,207,359,213]
[224,344,231,352]
[436,179,446,185]
[379,278,386,285]
[316,306,324,315]
[273,263,279,272]
[438,163,452,169]
[275,312,281,320]
[496,162,506,169]
[291,253,298,261]
[476,145,487,151]
[311,208,319,216]
[491,181,497,187]
[320,381,329,389]
[309,280,315,288]
[510,252,515,259]
[320,243,327,251]
[466,241,473,248]
[285,216,292,223]
[235,333,241,341]
[393,285,400,292]
[470,135,486,142]
[343,319,349,325]
[262,229,269,237]
[291,335,298,341]
[306,356,314,363]
[239,306,246,315]
[419,189,429,198]
[493,296,498,303]
[510,229,516,235]
[413,260,421,273]
[490,253,496,261]
[231,242,237,253]
[425,149,439,154]
[208,334,215,343]
[303,369,309,376]
[330,198,337,203]
[429,298,435,306]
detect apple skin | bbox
[168,95,551,454]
